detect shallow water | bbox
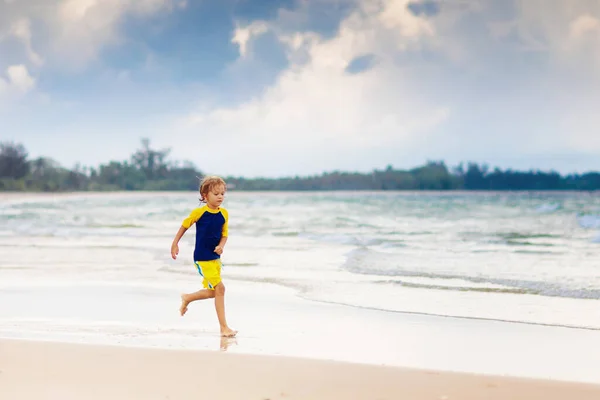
[1,190,599,331]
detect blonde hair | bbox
[199,175,226,203]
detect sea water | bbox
[1,190,600,381]
[1,191,600,326]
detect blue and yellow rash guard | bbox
[181,205,228,262]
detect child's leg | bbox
[187,259,237,337]
[179,289,215,316]
[180,260,218,316]
[214,282,237,337]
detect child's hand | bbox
[214,246,223,255]
[171,243,179,260]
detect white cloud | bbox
[0,0,178,69]
[498,1,600,57]
[159,0,600,177]
[169,0,448,176]
[10,18,43,66]
[496,1,600,154]
[570,14,600,39]
[231,21,269,58]
[4,0,600,175]
[8,64,35,92]
[567,14,600,65]
[0,64,35,98]
[51,0,175,66]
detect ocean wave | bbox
[271,231,301,237]
[513,249,564,255]
[223,262,260,267]
[505,240,555,247]
[535,203,561,213]
[220,273,600,331]
[298,297,600,331]
[459,231,562,245]
[85,224,145,229]
[0,211,39,220]
[578,214,600,229]
[9,202,67,210]
[380,280,535,295]
[459,231,564,249]
[497,232,560,240]
[299,233,405,248]
[342,248,600,300]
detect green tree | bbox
[0,142,30,179]
[131,138,171,180]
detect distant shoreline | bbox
[2,140,600,192]
[1,188,598,196]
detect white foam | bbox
[1,280,600,384]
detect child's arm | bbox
[214,209,229,255]
[214,236,228,255]
[172,208,203,259]
[171,226,188,260]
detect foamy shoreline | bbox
[2,279,600,385]
[1,338,600,400]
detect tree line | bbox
[1,140,599,192]
[0,139,201,192]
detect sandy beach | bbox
[1,338,600,400]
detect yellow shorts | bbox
[194,259,222,290]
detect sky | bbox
[1,0,599,178]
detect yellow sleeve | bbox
[221,208,229,237]
[182,208,204,229]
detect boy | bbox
[170,175,237,338]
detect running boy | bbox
[170,175,237,338]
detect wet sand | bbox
[2,339,600,400]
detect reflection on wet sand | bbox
[220,336,237,351]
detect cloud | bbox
[231,21,269,58]
[51,0,179,66]
[0,64,35,98]
[3,0,600,176]
[567,13,600,67]
[0,0,182,69]
[496,1,600,155]
[570,14,600,39]
[491,0,600,59]
[156,0,600,177]
[166,0,449,177]
[9,18,43,66]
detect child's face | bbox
[205,184,226,208]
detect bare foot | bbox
[220,327,237,337]
[179,294,190,316]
